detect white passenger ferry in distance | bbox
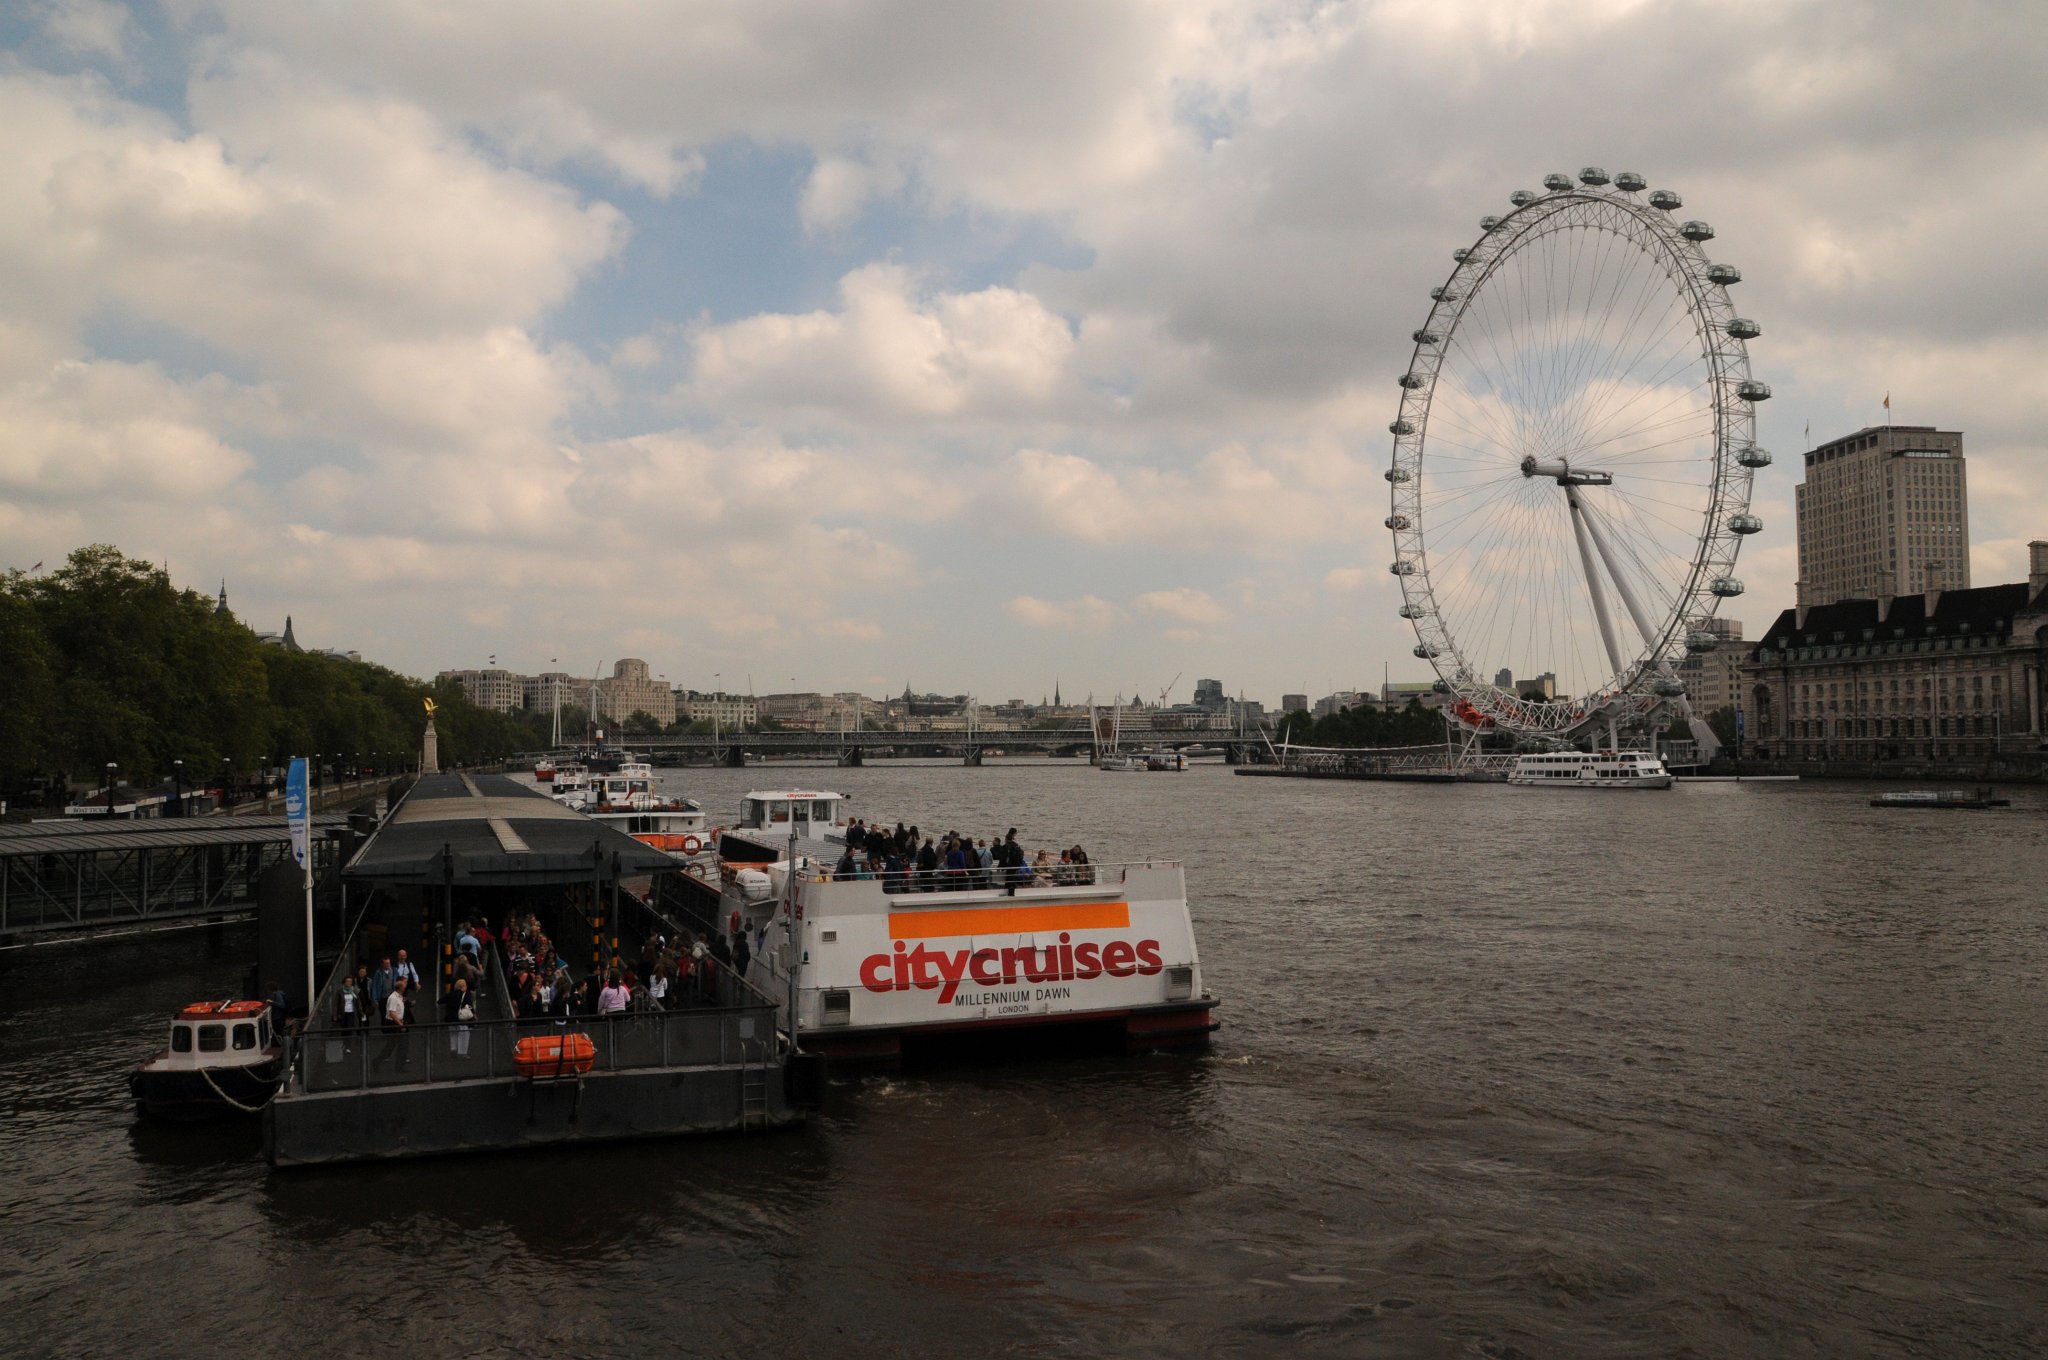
[1509,750,1674,789]
[678,789,1219,1061]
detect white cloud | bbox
[1004,595,1118,634]
[689,264,1076,422]
[1134,587,1227,624]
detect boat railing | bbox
[296,998,781,1093]
[815,860,1180,896]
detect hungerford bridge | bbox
[543,712,1278,767]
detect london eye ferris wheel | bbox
[1386,167,1771,742]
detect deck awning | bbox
[344,773,678,886]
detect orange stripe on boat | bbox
[888,902,1131,939]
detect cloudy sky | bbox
[3,0,2043,706]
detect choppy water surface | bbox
[5,766,2046,1357]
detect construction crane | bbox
[1158,671,1181,708]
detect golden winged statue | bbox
[423,696,438,716]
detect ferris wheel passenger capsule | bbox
[1578,166,1610,186]
[1398,603,1424,619]
[1390,419,1415,435]
[1412,329,1439,345]
[1707,263,1743,285]
[1413,644,1440,659]
[1649,189,1682,211]
[1726,317,1761,340]
[1651,676,1686,697]
[1430,285,1458,301]
[1452,247,1470,262]
[1679,220,1715,242]
[1710,576,1745,597]
[1431,680,1450,694]
[1386,514,1411,530]
[1542,173,1573,192]
[1685,630,1720,653]
[1736,444,1773,468]
[1614,171,1647,192]
[1478,215,1501,233]
[1510,189,1538,207]
[1399,372,1426,389]
[1385,466,1411,483]
[1729,512,1763,535]
[1736,379,1772,402]
[1390,559,1416,576]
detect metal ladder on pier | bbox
[739,1046,768,1131]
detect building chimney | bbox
[1923,559,1944,615]
[2030,539,2048,599]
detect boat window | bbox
[197,1024,226,1052]
[233,1023,257,1051]
[770,800,790,824]
[172,1025,193,1053]
[812,800,834,821]
[258,1016,270,1045]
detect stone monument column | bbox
[422,698,440,774]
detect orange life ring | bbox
[686,861,708,879]
[680,834,702,856]
[730,910,742,937]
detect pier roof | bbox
[0,815,349,859]
[344,772,677,886]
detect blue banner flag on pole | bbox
[286,757,309,868]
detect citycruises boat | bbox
[679,790,1219,1061]
[534,756,556,783]
[128,1000,285,1120]
[1508,750,1674,789]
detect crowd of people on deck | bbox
[330,906,755,1048]
[829,819,1094,891]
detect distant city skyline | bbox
[3,5,2045,700]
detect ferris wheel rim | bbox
[1385,174,1762,737]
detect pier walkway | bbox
[0,815,349,944]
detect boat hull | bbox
[129,1056,285,1121]
[800,998,1219,1063]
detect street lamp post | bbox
[172,759,184,817]
[104,762,117,818]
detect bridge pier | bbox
[839,746,864,767]
[963,747,982,767]
[723,745,747,768]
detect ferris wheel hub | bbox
[1519,456,1613,486]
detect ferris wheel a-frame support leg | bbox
[1565,485,1626,680]
[1575,492,1667,658]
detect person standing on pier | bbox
[732,930,751,979]
[371,957,395,1016]
[379,976,410,1069]
[393,949,422,992]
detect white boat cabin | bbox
[737,790,848,840]
[163,1000,275,1067]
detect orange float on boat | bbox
[513,1032,595,1079]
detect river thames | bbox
[4,764,2044,1357]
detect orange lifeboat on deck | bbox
[513,1032,595,1079]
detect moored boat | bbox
[534,756,557,783]
[1871,788,2010,809]
[129,1000,285,1120]
[678,790,1219,1062]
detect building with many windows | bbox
[1674,618,1745,717]
[592,658,676,727]
[677,691,758,728]
[436,668,527,713]
[1796,424,1969,608]
[1745,542,2048,761]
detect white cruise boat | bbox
[677,789,1219,1061]
[1509,750,1674,789]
